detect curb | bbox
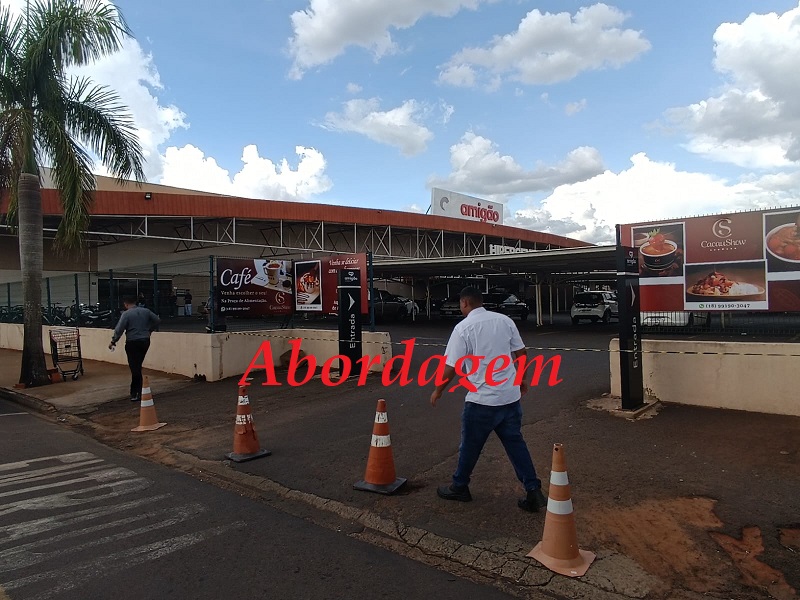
[0,386,58,415]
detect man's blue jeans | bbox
[452,400,541,492]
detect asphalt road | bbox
[0,400,518,600]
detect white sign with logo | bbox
[431,188,504,225]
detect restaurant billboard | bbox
[619,207,800,312]
[294,253,369,314]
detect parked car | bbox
[571,291,618,324]
[641,311,709,327]
[371,289,418,320]
[437,290,529,320]
[483,291,529,320]
[438,294,462,318]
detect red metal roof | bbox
[7,189,591,249]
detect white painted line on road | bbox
[0,459,104,484]
[0,502,207,572]
[0,462,109,488]
[0,413,27,417]
[0,453,96,472]
[0,478,152,518]
[0,494,171,544]
[2,522,245,600]
[0,467,138,500]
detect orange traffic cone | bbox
[225,386,271,463]
[353,399,406,495]
[527,443,595,577]
[131,376,167,432]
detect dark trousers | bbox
[453,400,542,491]
[125,339,150,397]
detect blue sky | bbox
[9,0,800,243]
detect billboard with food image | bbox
[294,260,322,312]
[621,207,800,312]
[294,253,369,314]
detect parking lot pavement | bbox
[1,324,798,599]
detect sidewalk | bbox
[0,348,194,414]
[1,347,798,600]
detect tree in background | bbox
[0,0,145,386]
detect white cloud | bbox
[666,3,800,167]
[70,39,188,182]
[322,98,434,156]
[160,144,333,201]
[440,101,455,124]
[438,4,650,89]
[346,82,363,94]
[510,153,800,244]
[429,132,605,198]
[565,99,587,116]
[288,0,497,79]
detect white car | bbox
[570,291,618,324]
[641,311,709,327]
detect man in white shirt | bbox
[430,286,547,512]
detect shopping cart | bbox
[49,327,84,381]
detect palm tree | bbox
[0,0,145,387]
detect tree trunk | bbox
[18,173,50,387]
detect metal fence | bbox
[2,256,799,337]
[639,310,800,337]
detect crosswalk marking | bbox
[0,462,111,489]
[0,453,96,472]
[0,502,207,573]
[3,523,244,600]
[0,494,172,544]
[0,452,241,599]
[0,466,138,499]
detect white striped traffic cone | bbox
[131,376,167,432]
[353,399,407,494]
[225,386,271,462]
[527,443,595,577]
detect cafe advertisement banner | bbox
[621,207,800,312]
[295,253,369,313]
[217,258,294,316]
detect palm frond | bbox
[27,0,131,71]
[36,110,94,250]
[65,77,145,182]
[0,6,24,81]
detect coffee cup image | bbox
[267,262,281,285]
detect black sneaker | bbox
[437,484,472,502]
[130,394,140,402]
[518,488,547,512]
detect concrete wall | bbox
[609,338,799,417]
[0,324,392,383]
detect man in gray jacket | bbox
[109,296,161,401]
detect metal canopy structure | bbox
[373,245,617,282]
